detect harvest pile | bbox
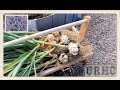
[4,25,93,77]
[4,28,93,77]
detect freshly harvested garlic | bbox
[52,41,57,44]
[68,42,79,55]
[47,34,55,41]
[61,35,69,44]
[59,53,68,63]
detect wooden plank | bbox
[65,14,74,24]
[52,14,66,28]
[36,15,53,31]
[79,16,91,41]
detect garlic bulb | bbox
[59,53,68,63]
[61,35,69,44]
[47,34,55,41]
[68,42,79,55]
[52,41,57,44]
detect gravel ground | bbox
[85,14,117,65]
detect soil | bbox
[28,14,51,20]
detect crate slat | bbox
[36,15,53,31]
[65,14,74,24]
[28,20,37,31]
[52,14,66,28]
[72,14,78,21]
[28,14,82,31]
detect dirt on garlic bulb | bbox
[59,53,69,63]
[68,42,79,56]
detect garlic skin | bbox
[68,42,79,55]
[47,34,55,41]
[61,35,69,44]
[59,53,68,63]
[52,41,57,44]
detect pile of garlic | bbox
[47,33,79,63]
